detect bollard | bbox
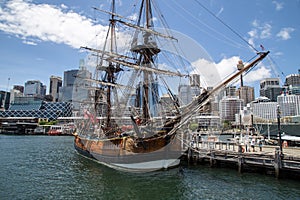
[238,156,244,174]
[274,147,282,179]
[210,151,215,167]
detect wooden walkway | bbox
[184,140,300,179]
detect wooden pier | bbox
[183,140,300,179]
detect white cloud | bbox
[0,0,109,48]
[248,29,257,38]
[272,1,284,11]
[244,66,271,83]
[60,4,68,9]
[247,20,272,49]
[192,56,271,87]
[260,23,272,39]
[22,40,37,45]
[276,27,295,40]
[192,56,240,87]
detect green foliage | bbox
[222,120,232,130]
[39,120,57,125]
[189,122,198,131]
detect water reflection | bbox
[0,135,299,200]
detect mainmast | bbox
[131,0,160,123]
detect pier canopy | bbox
[0,101,72,121]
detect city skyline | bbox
[1,0,300,95]
[3,67,299,97]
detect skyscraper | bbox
[237,86,254,105]
[178,84,191,106]
[259,78,282,101]
[190,74,200,87]
[24,80,46,98]
[59,61,91,111]
[49,76,62,102]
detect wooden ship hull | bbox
[74,132,182,172]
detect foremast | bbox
[98,0,122,131]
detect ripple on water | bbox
[0,135,300,200]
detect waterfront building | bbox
[219,96,243,122]
[277,94,300,117]
[237,86,254,105]
[24,80,46,98]
[0,96,72,120]
[251,98,277,120]
[193,115,221,131]
[49,76,62,102]
[259,78,282,102]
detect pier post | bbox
[274,148,282,179]
[187,147,192,164]
[210,151,216,167]
[238,156,244,174]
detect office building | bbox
[24,80,46,98]
[13,85,24,93]
[0,90,10,110]
[237,86,255,105]
[259,78,282,101]
[219,97,243,122]
[285,73,300,87]
[277,94,300,117]
[190,74,200,87]
[178,84,192,106]
[49,76,62,102]
[59,62,91,109]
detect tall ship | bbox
[73,0,269,172]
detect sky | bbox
[0,0,299,97]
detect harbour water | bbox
[1,135,300,200]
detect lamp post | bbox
[277,105,282,154]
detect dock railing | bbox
[190,140,239,152]
[185,138,300,179]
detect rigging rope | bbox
[164,1,247,50]
[193,0,259,53]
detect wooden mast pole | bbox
[106,0,116,128]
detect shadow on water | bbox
[0,135,300,200]
[72,154,186,200]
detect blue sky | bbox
[0,0,299,96]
